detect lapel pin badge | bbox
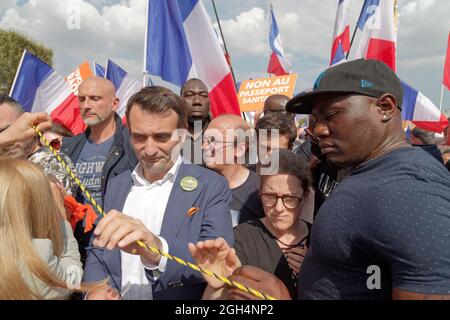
[180,176,198,192]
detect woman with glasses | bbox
[189,149,311,299]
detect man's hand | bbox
[227,265,292,300]
[285,245,308,275]
[93,210,162,265]
[0,112,52,147]
[86,285,121,300]
[188,237,241,289]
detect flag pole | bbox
[211,0,237,87]
[9,50,27,96]
[143,0,150,88]
[346,0,366,59]
[439,84,445,113]
[211,0,245,120]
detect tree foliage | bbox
[0,29,53,95]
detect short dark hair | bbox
[256,112,297,149]
[257,149,311,195]
[180,78,206,96]
[0,94,24,114]
[49,122,73,137]
[126,86,188,129]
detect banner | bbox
[238,74,298,112]
[65,61,94,96]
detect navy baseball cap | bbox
[286,59,403,114]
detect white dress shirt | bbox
[120,156,182,300]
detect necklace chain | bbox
[351,141,410,174]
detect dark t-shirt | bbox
[298,147,450,300]
[75,136,114,211]
[230,170,263,226]
[234,219,311,299]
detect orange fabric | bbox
[64,195,97,233]
[187,207,200,217]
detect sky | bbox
[1,0,449,112]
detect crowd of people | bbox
[1,58,450,300]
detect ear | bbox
[376,93,398,122]
[111,97,120,113]
[177,128,187,144]
[235,141,247,158]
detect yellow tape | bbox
[33,126,277,301]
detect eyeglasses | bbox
[261,193,303,209]
[202,136,235,148]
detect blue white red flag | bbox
[354,0,397,71]
[145,0,241,117]
[105,59,141,118]
[10,50,85,134]
[330,0,351,66]
[267,5,291,76]
[401,80,448,133]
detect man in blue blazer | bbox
[83,86,233,300]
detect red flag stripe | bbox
[209,73,241,117]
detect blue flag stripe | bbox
[11,51,54,112]
[356,0,380,31]
[95,63,105,78]
[331,41,346,65]
[269,6,283,57]
[176,0,199,22]
[146,0,192,87]
[401,80,418,121]
[106,59,127,90]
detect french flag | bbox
[330,0,350,66]
[401,80,448,133]
[267,5,291,76]
[354,0,397,71]
[105,59,141,118]
[145,0,241,117]
[10,50,85,134]
[93,62,105,78]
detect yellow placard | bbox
[238,74,298,112]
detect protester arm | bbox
[227,265,292,300]
[0,112,51,148]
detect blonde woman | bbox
[0,158,83,299]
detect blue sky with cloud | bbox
[1,0,449,111]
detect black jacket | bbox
[61,114,138,204]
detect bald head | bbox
[78,76,119,127]
[209,114,250,132]
[79,76,117,96]
[263,94,290,113]
[204,114,253,169]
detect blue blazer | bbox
[83,163,234,300]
